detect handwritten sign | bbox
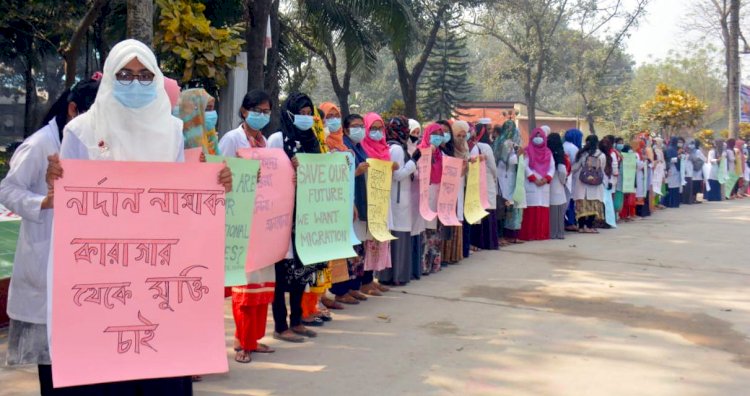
[184,147,202,163]
[437,156,462,226]
[465,160,489,224]
[345,152,361,245]
[237,148,294,272]
[417,147,437,222]
[366,158,397,241]
[512,155,527,209]
[206,155,259,286]
[621,152,636,194]
[718,157,729,184]
[295,153,357,264]
[726,173,741,198]
[51,160,228,387]
[479,161,491,209]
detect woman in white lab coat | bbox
[469,122,499,250]
[547,133,569,239]
[0,77,100,373]
[379,117,418,286]
[572,135,607,233]
[50,39,231,394]
[518,128,554,241]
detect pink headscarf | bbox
[361,112,390,161]
[419,123,444,184]
[526,127,552,176]
[164,77,181,107]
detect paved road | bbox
[2,199,750,395]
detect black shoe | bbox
[301,318,324,327]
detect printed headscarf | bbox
[493,120,519,165]
[321,102,347,152]
[279,92,321,159]
[175,88,220,155]
[361,112,390,161]
[451,120,470,160]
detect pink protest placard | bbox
[184,147,202,163]
[51,160,228,387]
[237,148,294,272]
[417,147,437,222]
[479,159,491,209]
[437,156,462,226]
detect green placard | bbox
[206,155,260,286]
[621,152,637,193]
[295,153,357,265]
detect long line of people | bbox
[2,39,747,394]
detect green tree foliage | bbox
[155,0,245,94]
[419,6,472,120]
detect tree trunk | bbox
[262,0,281,135]
[62,0,108,88]
[126,0,153,48]
[23,58,37,138]
[729,0,740,137]
[392,4,448,119]
[246,0,272,91]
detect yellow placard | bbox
[464,160,489,225]
[365,158,397,241]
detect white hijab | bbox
[70,39,182,162]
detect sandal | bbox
[335,294,360,305]
[291,326,317,338]
[375,283,390,292]
[254,343,275,353]
[511,239,524,244]
[361,284,383,296]
[321,297,344,310]
[234,350,252,364]
[348,290,368,301]
[273,331,305,343]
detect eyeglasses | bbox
[250,107,272,115]
[115,70,155,86]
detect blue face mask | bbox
[615,143,624,151]
[246,111,270,130]
[532,136,544,146]
[204,110,218,130]
[293,114,314,130]
[443,132,451,144]
[326,118,342,132]
[349,127,365,143]
[430,135,443,147]
[369,129,384,142]
[113,81,157,109]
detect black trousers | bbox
[272,261,305,333]
[579,215,596,229]
[38,365,192,396]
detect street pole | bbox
[729,0,740,138]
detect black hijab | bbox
[546,133,565,167]
[280,92,321,159]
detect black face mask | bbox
[409,135,419,143]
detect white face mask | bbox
[532,136,544,146]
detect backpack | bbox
[579,153,604,186]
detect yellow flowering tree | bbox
[739,123,750,141]
[694,129,715,148]
[640,83,707,136]
[155,0,244,91]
